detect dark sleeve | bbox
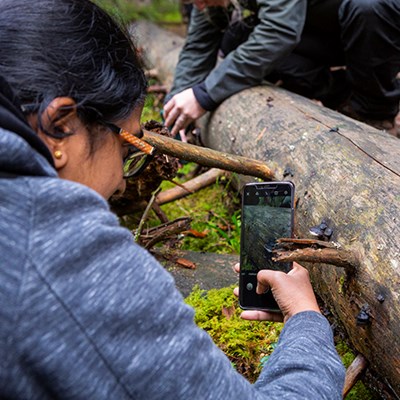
[166,7,223,102]
[21,178,344,399]
[192,81,219,111]
[204,0,307,105]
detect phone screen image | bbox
[239,182,294,311]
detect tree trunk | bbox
[132,20,400,397]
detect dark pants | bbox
[266,0,400,119]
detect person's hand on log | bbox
[163,88,206,137]
[233,262,321,323]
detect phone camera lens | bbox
[274,191,278,196]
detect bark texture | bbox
[132,20,400,397]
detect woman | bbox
[0,0,344,398]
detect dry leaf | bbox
[176,258,196,269]
[221,305,235,320]
[186,229,208,238]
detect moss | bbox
[159,168,242,254]
[185,285,283,382]
[142,93,163,123]
[186,286,378,397]
[93,0,181,24]
[338,274,345,295]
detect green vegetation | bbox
[185,285,282,382]
[93,0,181,24]
[159,164,242,254]
[186,285,377,398]
[142,91,164,123]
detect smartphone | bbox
[239,181,295,311]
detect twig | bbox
[167,179,195,194]
[139,217,192,249]
[134,186,161,242]
[156,168,226,205]
[343,354,368,398]
[147,84,168,94]
[151,202,169,224]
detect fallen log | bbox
[132,20,400,397]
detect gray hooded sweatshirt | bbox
[0,81,345,399]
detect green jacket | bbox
[169,0,307,110]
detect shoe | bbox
[338,102,400,138]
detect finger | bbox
[179,128,188,143]
[256,281,270,295]
[164,107,180,128]
[170,115,188,136]
[163,98,174,116]
[241,310,284,323]
[233,287,239,297]
[233,263,240,273]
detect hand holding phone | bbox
[239,181,295,312]
[235,262,321,323]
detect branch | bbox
[343,354,368,397]
[157,168,226,205]
[138,217,192,250]
[134,186,161,242]
[273,238,360,272]
[143,130,275,181]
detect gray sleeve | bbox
[167,7,223,101]
[205,0,307,104]
[255,311,346,399]
[22,178,344,399]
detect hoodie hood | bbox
[0,75,56,177]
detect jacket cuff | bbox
[193,82,219,111]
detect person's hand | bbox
[163,89,206,137]
[233,262,321,323]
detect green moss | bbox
[338,274,345,295]
[186,287,378,397]
[159,168,241,254]
[142,93,163,123]
[185,285,283,382]
[93,0,181,24]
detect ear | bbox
[35,97,79,170]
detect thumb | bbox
[256,269,285,294]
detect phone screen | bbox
[239,182,294,311]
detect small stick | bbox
[147,84,168,94]
[140,217,192,249]
[167,179,196,194]
[157,168,225,205]
[151,202,169,224]
[343,354,368,398]
[134,186,161,242]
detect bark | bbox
[132,20,400,397]
[143,130,275,180]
